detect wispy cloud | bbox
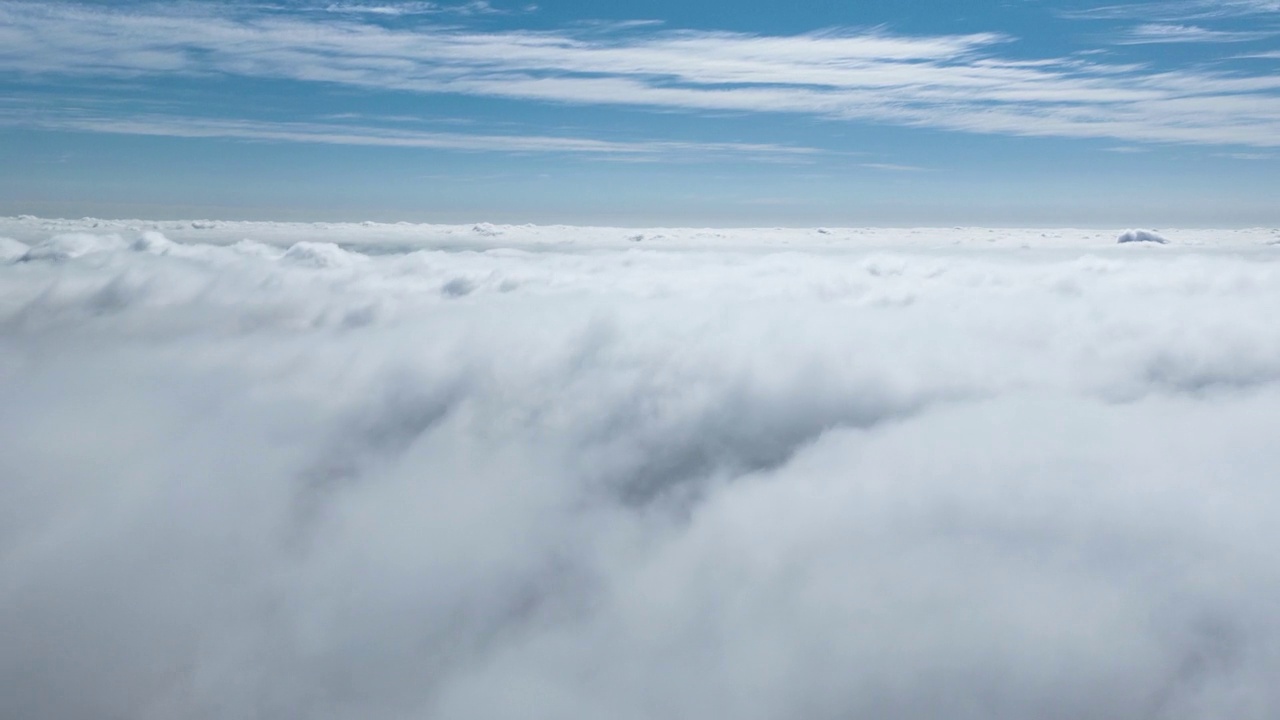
[321,1,506,17]
[4,2,1280,147]
[859,162,930,172]
[0,109,818,160]
[1115,23,1278,43]
[1215,151,1277,159]
[1063,1,1280,21]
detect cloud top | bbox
[4,220,1280,718]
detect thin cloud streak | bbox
[1115,23,1278,44]
[320,1,507,16]
[1062,0,1280,21]
[1216,151,1277,159]
[0,111,819,159]
[4,2,1280,147]
[859,162,930,171]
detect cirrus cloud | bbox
[4,1,1280,148]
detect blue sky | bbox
[2,0,1279,225]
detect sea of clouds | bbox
[3,217,1280,719]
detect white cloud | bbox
[1116,228,1169,243]
[0,236,28,262]
[322,1,505,16]
[1116,23,1278,43]
[4,2,1280,147]
[859,162,930,171]
[4,218,1280,718]
[0,111,816,159]
[1064,1,1280,21]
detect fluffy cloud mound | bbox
[19,232,129,261]
[0,237,29,263]
[3,222,1280,719]
[1118,228,1170,244]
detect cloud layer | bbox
[4,219,1280,719]
[4,1,1280,148]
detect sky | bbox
[2,0,1280,225]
